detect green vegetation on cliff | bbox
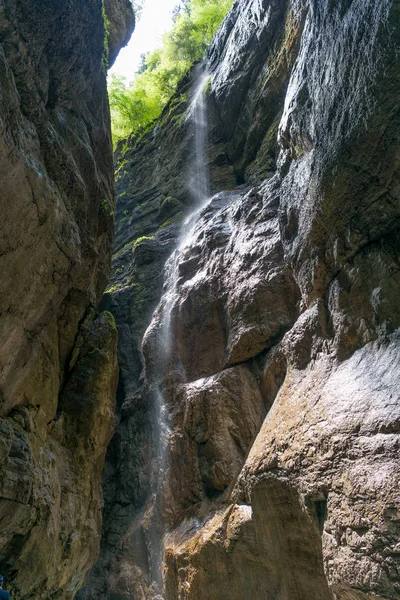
[109,0,233,143]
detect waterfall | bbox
[187,62,211,208]
[144,62,212,598]
[160,62,211,358]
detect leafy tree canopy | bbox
[109,0,233,144]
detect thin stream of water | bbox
[160,62,211,359]
[187,63,211,206]
[148,63,212,598]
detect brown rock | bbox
[0,0,133,597]
[84,0,400,598]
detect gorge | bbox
[0,0,399,599]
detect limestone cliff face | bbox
[0,0,133,598]
[84,0,400,598]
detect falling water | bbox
[146,62,212,598]
[187,62,211,207]
[160,62,211,356]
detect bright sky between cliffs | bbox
[109,0,179,82]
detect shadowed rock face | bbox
[0,0,133,598]
[83,0,400,598]
[105,0,136,67]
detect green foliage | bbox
[132,235,155,251]
[109,0,233,143]
[100,198,114,216]
[106,282,123,294]
[109,72,165,142]
[101,1,111,68]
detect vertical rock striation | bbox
[85,0,400,598]
[0,0,133,598]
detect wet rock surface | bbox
[84,0,399,598]
[0,0,133,598]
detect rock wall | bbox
[0,0,133,598]
[83,0,400,598]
